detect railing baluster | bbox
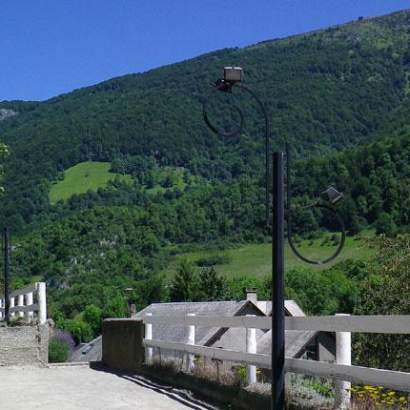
[186,313,196,372]
[37,282,47,324]
[18,294,24,318]
[10,296,15,318]
[246,314,257,385]
[26,291,34,322]
[145,313,153,364]
[335,313,351,410]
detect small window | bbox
[305,343,317,360]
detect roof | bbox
[256,300,306,317]
[136,299,319,359]
[70,336,102,362]
[257,330,317,358]
[256,300,318,357]
[135,300,264,346]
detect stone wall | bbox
[0,324,48,367]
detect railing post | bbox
[37,282,47,325]
[246,314,257,385]
[18,294,24,318]
[10,296,15,318]
[186,313,196,372]
[26,291,34,322]
[145,312,153,365]
[335,313,351,410]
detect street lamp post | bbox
[271,151,285,409]
[201,67,345,410]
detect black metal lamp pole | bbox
[201,67,345,410]
[202,67,285,409]
[272,152,285,409]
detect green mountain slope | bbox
[2,10,410,229]
[4,11,410,340]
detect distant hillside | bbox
[2,10,410,229]
[5,10,410,340]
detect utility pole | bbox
[3,227,10,324]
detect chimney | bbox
[246,288,258,304]
[129,303,137,318]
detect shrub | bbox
[53,329,76,351]
[83,304,103,336]
[48,337,70,363]
[62,318,93,344]
[351,385,408,409]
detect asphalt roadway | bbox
[0,365,216,410]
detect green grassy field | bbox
[49,162,132,204]
[163,234,374,279]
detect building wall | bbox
[0,324,48,367]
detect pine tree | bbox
[170,259,199,302]
[198,267,227,301]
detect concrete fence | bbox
[0,282,47,324]
[143,314,410,409]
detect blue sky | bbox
[1,0,409,101]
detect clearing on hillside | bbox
[49,162,132,204]
[163,234,374,278]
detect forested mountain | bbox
[1,10,410,347]
[292,134,410,235]
[1,10,410,230]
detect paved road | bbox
[0,365,213,410]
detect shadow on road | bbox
[89,362,219,410]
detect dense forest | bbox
[1,10,410,231]
[0,10,409,369]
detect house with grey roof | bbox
[248,290,335,362]
[70,290,335,366]
[135,290,335,365]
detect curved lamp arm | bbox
[286,144,346,265]
[202,80,271,225]
[287,202,346,265]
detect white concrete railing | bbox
[142,313,410,407]
[0,282,47,324]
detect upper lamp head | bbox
[322,186,344,204]
[223,66,244,83]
